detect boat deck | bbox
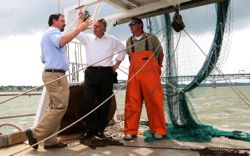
[1,134,250,156]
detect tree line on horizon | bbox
[0,85,42,92]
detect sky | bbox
[0,0,249,86]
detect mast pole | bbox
[57,0,60,13]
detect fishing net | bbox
[144,0,250,143]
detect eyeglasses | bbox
[129,21,139,26]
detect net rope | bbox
[143,0,250,143]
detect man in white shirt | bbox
[76,18,125,141]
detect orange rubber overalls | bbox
[124,38,167,136]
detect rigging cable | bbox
[146,17,152,33]
[183,29,250,106]
[57,0,61,13]
[7,25,249,155]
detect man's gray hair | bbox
[98,18,107,29]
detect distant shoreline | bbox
[1,82,250,92]
[0,92,41,96]
[176,82,250,88]
[113,82,250,90]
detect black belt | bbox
[45,69,66,73]
[87,66,112,70]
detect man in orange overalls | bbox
[124,17,167,141]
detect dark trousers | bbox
[82,67,113,134]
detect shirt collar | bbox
[132,32,146,41]
[49,26,59,31]
[94,33,107,40]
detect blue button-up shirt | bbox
[40,27,69,71]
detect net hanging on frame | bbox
[144,0,250,143]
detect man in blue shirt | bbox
[25,13,92,150]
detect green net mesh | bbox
[144,0,250,142]
[144,123,250,143]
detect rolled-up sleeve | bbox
[114,39,126,61]
[49,29,63,49]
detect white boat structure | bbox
[1,0,250,155]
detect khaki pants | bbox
[33,72,69,145]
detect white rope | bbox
[9,28,168,156]
[99,33,168,139]
[0,28,163,106]
[9,21,246,155]
[117,66,128,75]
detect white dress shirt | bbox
[76,33,125,67]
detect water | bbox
[0,95,40,134]
[187,86,250,132]
[0,86,250,134]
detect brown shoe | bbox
[25,129,38,149]
[80,136,107,149]
[44,142,67,149]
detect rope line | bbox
[184,29,250,106]
[9,27,167,156]
[0,29,163,106]
[57,0,60,13]
[0,113,35,120]
[7,22,250,155]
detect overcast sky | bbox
[0,0,249,85]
